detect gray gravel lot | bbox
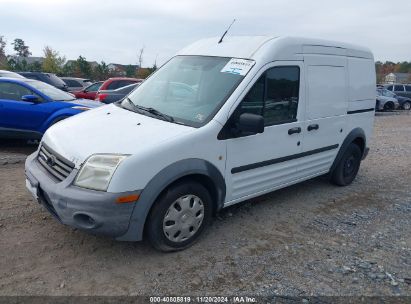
[0,113,410,296]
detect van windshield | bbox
[121,56,251,127]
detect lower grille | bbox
[37,144,75,181]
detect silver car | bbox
[376,88,399,111]
[61,77,93,92]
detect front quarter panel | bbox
[38,105,82,133]
[107,120,226,193]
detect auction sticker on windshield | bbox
[221,58,255,76]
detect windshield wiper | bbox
[125,98,174,122]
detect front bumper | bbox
[25,152,140,239]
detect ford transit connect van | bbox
[25,36,376,251]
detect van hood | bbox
[42,104,194,167]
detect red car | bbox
[72,81,103,100]
[73,78,142,100]
[98,77,142,92]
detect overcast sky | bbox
[0,0,410,67]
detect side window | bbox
[86,82,102,91]
[0,82,32,101]
[394,85,404,92]
[236,66,300,126]
[264,67,299,125]
[64,79,80,87]
[405,85,411,92]
[386,85,393,91]
[107,81,119,90]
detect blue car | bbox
[0,77,102,139]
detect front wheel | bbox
[146,182,212,252]
[402,101,411,111]
[331,143,362,186]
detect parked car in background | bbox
[72,81,103,100]
[376,89,399,111]
[378,87,411,110]
[0,70,26,78]
[0,78,101,139]
[61,77,92,92]
[18,72,68,91]
[98,77,142,92]
[384,84,411,99]
[95,83,139,103]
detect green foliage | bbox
[0,35,7,68]
[67,55,93,78]
[93,61,110,80]
[125,65,136,77]
[12,38,31,57]
[42,46,66,74]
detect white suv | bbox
[25,36,376,251]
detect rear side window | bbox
[235,66,300,126]
[108,80,137,90]
[394,85,404,92]
[25,74,42,81]
[86,82,102,91]
[107,81,120,90]
[48,74,66,87]
[64,79,81,87]
[118,84,137,93]
[0,82,33,101]
[406,85,411,92]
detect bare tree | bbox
[138,47,144,68]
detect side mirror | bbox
[21,95,39,103]
[237,113,264,136]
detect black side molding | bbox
[347,108,375,114]
[231,144,339,174]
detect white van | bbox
[25,36,376,251]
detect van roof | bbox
[177,36,373,60]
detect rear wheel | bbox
[331,143,362,186]
[402,101,411,111]
[383,102,394,111]
[146,181,212,252]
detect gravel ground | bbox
[0,113,410,297]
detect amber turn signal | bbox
[116,194,140,204]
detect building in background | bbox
[384,72,411,84]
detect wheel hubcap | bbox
[404,103,411,110]
[343,155,356,178]
[163,194,204,242]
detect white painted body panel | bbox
[40,35,375,204]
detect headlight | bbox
[74,154,128,191]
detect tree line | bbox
[0,36,155,80]
[1,35,410,83]
[375,61,411,83]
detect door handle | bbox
[288,127,301,135]
[307,124,319,131]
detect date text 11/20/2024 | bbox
[149,296,256,303]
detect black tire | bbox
[146,181,213,252]
[402,101,411,111]
[331,143,362,186]
[383,102,394,111]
